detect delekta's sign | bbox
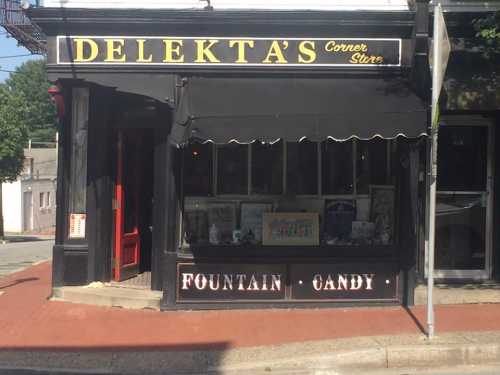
[57,36,401,68]
[177,263,398,302]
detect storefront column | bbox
[86,86,114,283]
[160,131,179,307]
[52,83,71,287]
[53,85,90,286]
[152,126,168,291]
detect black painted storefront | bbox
[30,2,432,309]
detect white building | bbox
[1,148,57,234]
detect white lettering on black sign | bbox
[181,272,282,292]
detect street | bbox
[0,239,53,277]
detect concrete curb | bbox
[0,332,499,374]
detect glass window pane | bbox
[287,141,318,195]
[252,141,283,195]
[183,142,213,196]
[356,139,388,194]
[435,193,486,270]
[437,126,487,191]
[322,140,353,195]
[217,144,248,195]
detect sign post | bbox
[427,3,451,340]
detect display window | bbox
[182,138,396,248]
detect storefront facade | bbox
[28,0,500,310]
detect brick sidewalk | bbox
[1,261,500,351]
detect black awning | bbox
[49,71,176,104]
[171,77,428,145]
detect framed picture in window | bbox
[369,185,396,245]
[240,202,273,243]
[207,202,237,244]
[323,200,356,241]
[262,212,319,246]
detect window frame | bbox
[184,139,393,200]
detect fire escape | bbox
[0,0,46,54]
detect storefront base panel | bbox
[162,258,406,310]
[53,244,89,287]
[414,283,500,305]
[161,300,401,311]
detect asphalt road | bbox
[0,239,53,277]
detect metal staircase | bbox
[0,0,46,54]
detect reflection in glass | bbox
[217,144,248,195]
[356,139,388,194]
[437,126,487,191]
[322,140,353,195]
[183,142,213,196]
[287,140,318,195]
[435,193,486,270]
[252,141,283,194]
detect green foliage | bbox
[4,59,57,143]
[0,84,29,183]
[473,11,500,56]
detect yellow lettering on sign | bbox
[349,53,384,64]
[298,41,316,64]
[325,41,368,53]
[229,40,255,63]
[262,41,288,64]
[74,38,99,63]
[136,39,153,63]
[104,39,126,63]
[163,40,184,63]
[195,40,220,63]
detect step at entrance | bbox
[51,284,162,310]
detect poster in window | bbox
[369,185,395,245]
[183,206,209,245]
[207,202,237,244]
[240,202,273,243]
[324,200,356,241]
[262,212,319,246]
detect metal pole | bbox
[427,126,438,339]
[427,3,441,340]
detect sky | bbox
[0,31,41,83]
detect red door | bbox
[113,131,141,281]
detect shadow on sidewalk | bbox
[0,342,232,374]
[4,237,53,243]
[404,306,426,335]
[0,277,39,290]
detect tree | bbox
[0,84,29,240]
[3,59,57,143]
[472,11,500,57]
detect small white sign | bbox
[69,213,86,238]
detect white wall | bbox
[23,179,57,234]
[42,0,410,11]
[1,181,23,233]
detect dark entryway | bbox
[113,129,155,286]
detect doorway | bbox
[23,191,33,232]
[433,124,494,280]
[113,129,154,285]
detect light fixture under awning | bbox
[171,77,428,145]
